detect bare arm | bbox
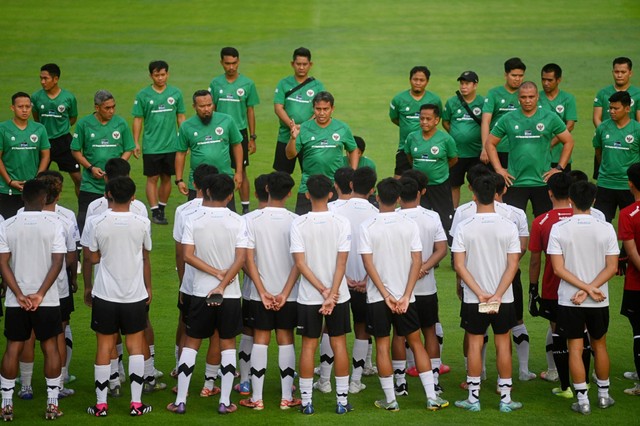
[29,252,64,310]
[175,241,185,284]
[448,156,458,168]
[274,103,292,126]
[132,117,143,159]
[247,107,256,154]
[519,236,529,259]
[245,248,275,308]
[420,240,447,277]
[210,248,246,296]
[174,151,188,195]
[593,106,603,128]
[489,252,520,303]
[348,149,360,170]
[183,244,226,280]
[292,252,329,296]
[543,130,574,182]
[486,133,514,185]
[143,249,151,305]
[37,149,50,174]
[0,252,30,310]
[232,143,243,189]
[442,121,451,132]
[453,251,492,302]
[480,112,493,163]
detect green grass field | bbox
[1,0,640,423]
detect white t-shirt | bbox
[589,206,606,222]
[241,209,263,300]
[450,200,518,237]
[290,211,351,306]
[399,207,447,295]
[451,213,521,304]
[245,207,299,302]
[87,197,148,218]
[173,198,203,296]
[359,212,422,304]
[181,207,248,299]
[0,212,67,307]
[329,198,379,282]
[89,211,152,303]
[547,214,619,308]
[43,211,77,299]
[18,204,79,244]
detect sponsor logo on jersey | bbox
[473,107,482,115]
[236,88,245,97]
[626,134,635,144]
[524,130,532,137]
[332,133,340,141]
[306,89,315,97]
[320,139,328,146]
[205,135,213,142]
[215,127,224,136]
[614,141,622,148]
[430,146,439,155]
[536,123,545,131]
[167,97,175,105]
[421,154,429,159]
[101,138,110,145]
[57,105,66,113]
[555,105,564,114]
[112,131,121,140]
[30,134,38,143]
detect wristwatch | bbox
[250,134,257,140]
[174,179,184,185]
[555,164,564,171]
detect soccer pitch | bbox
[0,0,639,423]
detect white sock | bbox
[46,374,61,406]
[129,354,145,404]
[300,377,313,407]
[204,363,219,391]
[176,347,196,404]
[64,325,73,373]
[392,360,406,385]
[467,375,481,403]
[497,376,512,403]
[144,357,156,386]
[365,339,374,369]
[60,367,67,390]
[379,375,395,403]
[109,358,119,389]
[279,344,295,401]
[19,362,33,388]
[0,376,15,407]
[319,333,334,382]
[250,344,267,401]
[406,344,416,369]
[596,378,610,399]
[574,382,589,404]
[545,326,556,371]
[512,324,530,375]
[335,375,349,405]
[94,364,110,405]
[220,349,236,406]
[431,358,441,385]
[238,334,253,383]
[435,322,444,357]
[419,370,436,399]
[351,339,368,382]
[116,343,124,374]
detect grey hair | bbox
[94,89,114,105]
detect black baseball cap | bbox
[457,71,479,83]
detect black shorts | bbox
[415,294,439,328]
[460,302,517,335]
[242,297,254,328]
[59,295,74,322]
[178,292,192,319]
[273,141,303,174]
[621,290,640,321]
[366,301,420,337]
[4,306,62,342]
[512,269,523,321]
[49,133,80,173]
[594,186,634,223]
[186,296,242,340]
[251,300,297,331]
[449,157,481,187]
[422,180,455,240]
[556,305,609,340]
[0,193,24,220]
[503,186,552,218]
[143,152,176,177]
[77,190,103,234]
[91,297,147,335]
[230,129,249,168]
[350,290,367,324]
[539,298,558,322]
[394,151,411,176]
[296,301,351,338]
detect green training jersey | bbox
[593,85,640,123]
[274,76,325,142]
[209,74,259,130]
[538,90,578,164]
[132,85,186,154]
[342,155,376,172]
[177,112,243,190]
[31,88,78,139]
[442,94,485,158]
[71,114,135,194]
[482,85,520,153]
[0,120,50,195]
[593,119,640,190]
[295,118,357,193]
[491,109,567,187]
[404,129,458,185]
[389,90,442,152]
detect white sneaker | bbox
[519,371,537,381]
[363,365,378,376]
[313,366,321,376]
[348,381,366,394]
[624,371,639,381]
[624,383,640,395]
[313,379,332,393]
[540,369,559,382]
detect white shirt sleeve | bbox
[245,216,256,250]
[410,221,423,252]
[289,220,305,253]
[337,217,352,253]
[507,223,521,254]
[546,225,562,255]
[605,224,621,255]
[235,219,249,249]
[143,220,152,251]
[358,221,373,254]
[181,216,195,245]
[0,222,8,253]
[451,223,466,253]
[53,223,68,254]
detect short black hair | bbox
[376,177,402,206]
[37,169,64,184]
[306,175,333,200]
[569,181,597,211]
[541,63,562,79]
[105,158,131,179]
[334,167,354,195]
[193,164,218,190]
[472,174,496,205]
[312,91,334,107]
[504,57,526,73]
[546,172,572,200]
[352,167,377,195]
[420,103,440,118]
[568,169,589,183]
[410,66,431,80]
[106,177,136,204]
[399,176,420,203]
[254,174,270,202]
[493,172,505,195]
[11,92,30,105]
[609,90,631,107]
[40,63,61,78]
[354,136,366,153]
[21,179,47,207]
[466,163,491,187]
[220,47,239,58]
[627,163,640,190]
[148,60,169,74]
[401,169,428,191]
[37,173,63,205]
[267,171,295,201]
[203,174,234,202]
[293,47,311,61]
[192,89,212,104]
[613,56,633,70]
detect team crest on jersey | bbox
[306,89,315,97]
[112,131,121,140]
[536,123,545,131]
[167,97,175,105]
[626,135,635,144]
[30,134,38,143]
[57,105,66,113]
[555,105,564,114]
[430,146,440,155]
[473,107,482,115]
[215,127,224,136]
[332,133,340,141]
[236,88,245,97]
[525,130,532,137]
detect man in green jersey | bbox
[209,47,259,214]
[286,91,359,215]
[593,91,640,222]
[175,90,243,211]
[486,82,574,217]
[133,60,186,225]
[481,58,527,168]
[32,64,80,196]
[443,71,484,208]
[0,92,50,219]
[404,104,458,239]
[539,64,578,171]
[390,66,443,178]
[274,47,325,175]
[592,57,640,178]
[71,90,135,232]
